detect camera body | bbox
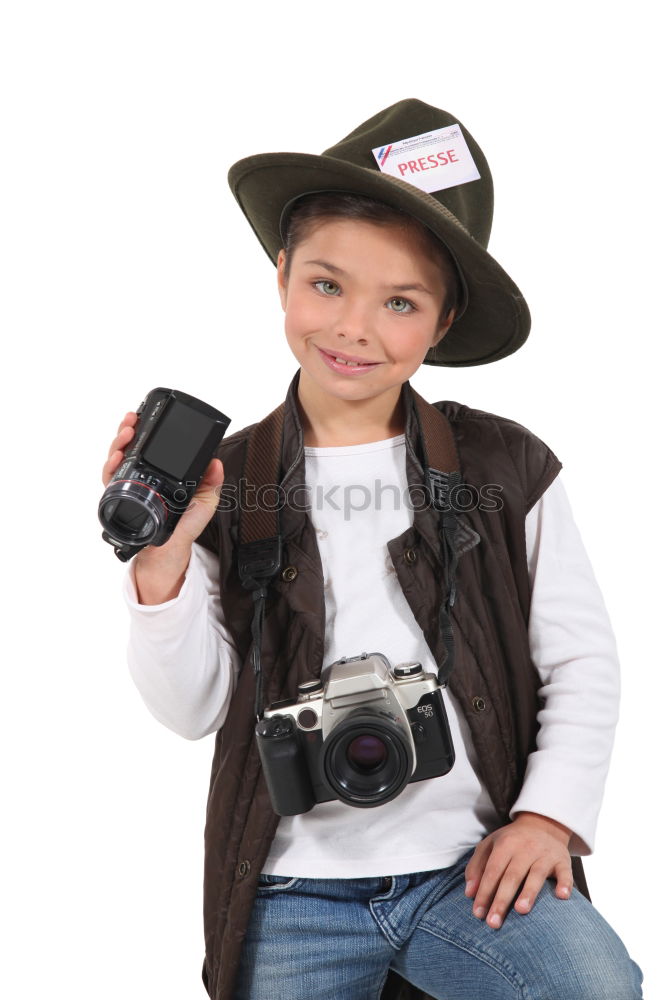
[255,652,455,816]
[99,387,230,560]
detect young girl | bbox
[103,99,644,999]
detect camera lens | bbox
[98,480,167,546]
[322,710,414,808]
[346,735,388,772]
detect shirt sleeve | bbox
[124,541,242,740]
[508,473,621,856]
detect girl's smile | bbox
[316,345,383,375]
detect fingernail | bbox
[560,886,570,897]
[465,880,475,896]
[517,896,530,910]
[474,905,486,919]
[488,913,501,928]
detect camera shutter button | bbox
[274,717,294,736]
[258,715,293,738]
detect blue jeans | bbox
[233,847,643,999]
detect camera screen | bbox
[142,400,215,480]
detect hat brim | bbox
[228,152,530,367]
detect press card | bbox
[372,124,481,194]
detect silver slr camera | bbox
[255,652,455,816]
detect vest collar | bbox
[277,368,445,563]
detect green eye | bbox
[315,280,340,296]
[388,297,414,313]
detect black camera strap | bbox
[237,388,468,721]
[237,404,285,721]
[412,395,464,688]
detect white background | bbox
[1,1,662,996]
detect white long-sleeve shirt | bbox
[124,434,620,877]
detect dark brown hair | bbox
[281,191,463,325]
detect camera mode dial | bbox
[298,680,324,698]
[393,662,423,678]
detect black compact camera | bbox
[98,387,230,561]
[255,652,455,816]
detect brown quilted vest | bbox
[195,369,590,1000]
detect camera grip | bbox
[255,715,316,817]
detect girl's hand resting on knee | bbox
[463,811,573,931]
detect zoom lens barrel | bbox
[98,479,168,546]
[322,711,414,808]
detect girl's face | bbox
[277,218,454,417]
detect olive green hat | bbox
[228,98,530,367]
